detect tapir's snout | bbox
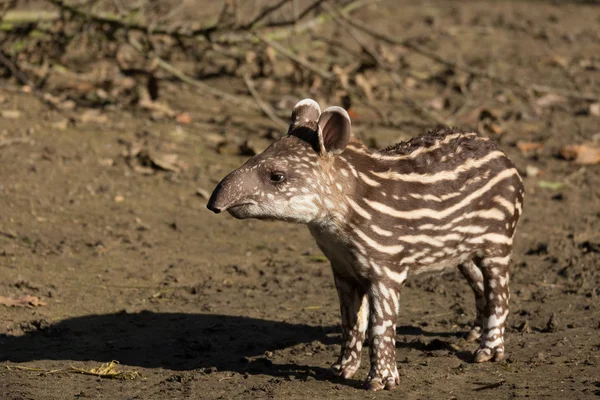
[206,165,260,217]
[206,179,229,214]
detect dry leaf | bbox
[560,144,600,164]
[148,153,184,172]
[536,93,567,108]
[99,158,114,167]
[525,165,542,177]
[114,195,125,203]
[196,188,210,199]
[139,98,176,118]
[517,141,544,154]
[549,54,569,68]
[355,74,374,101]
[175,112,192,124]
[70,361,141,380]
[426,97,447,112]
[1,110,22,119]
[79,109,109,124]
[0,294,47,308]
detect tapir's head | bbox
[206,99,352,224]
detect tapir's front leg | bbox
[331,271,369,379]
[366,266,408,391]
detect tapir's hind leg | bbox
[458,260,486,342]
[473,255,511,363]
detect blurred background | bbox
[1,1,599,398]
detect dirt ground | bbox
[1,0,600,399]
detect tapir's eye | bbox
[270,172,286,183]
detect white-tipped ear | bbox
[289,98,321,132]
[317,106,351,155]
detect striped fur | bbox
[207,100,524,391]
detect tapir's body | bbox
[208,99,524,391]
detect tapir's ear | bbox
[289,98,321,132]
[316,106,351,155]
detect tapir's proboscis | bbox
[207,98,524,391]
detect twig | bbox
[332,7,600,102]
[128,37,257,111]
[0,50,31,86]
[242,0,291,29]
[0,137,34,148]
[254,32,333,80]
[530,84,599,102]
[242,74,288,129]
[1,9,60,25]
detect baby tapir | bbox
[207,99,524,391]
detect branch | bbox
[254,32,333,80]
[128,37,257,111]
[242,0,292,30]
[242,74,288,129]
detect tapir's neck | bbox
[308,137,368,230]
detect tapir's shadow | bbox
[0,311,467,385]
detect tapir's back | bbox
[335,128,524,269]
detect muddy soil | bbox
[1,1,600,399]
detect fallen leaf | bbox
[525,165,542,177]
[1,110,22,119]
[426,97,447,112]
[404,77,418,89]
[175,112,192,124]
[139,98,175,118]
[460,107,500,124]
[485,121,503,135]
[355,74,374,101]
[536,93,567,108]
[0,294,47,308]
[70,361,140,380]
[538,181,565,190]
[51,119,69,130]
[560,144,600,164]
[99,158,114,167]
[517,141,544,154]
[79,109,109,124]
[196,188,210,199]
[148,152,184,172]
[549,54,569,68]
[114,195,124,203]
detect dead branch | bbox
[127,37,257,111]
[254,32,333,80]
[0,137,35,148]
[242,74,288,129]
[242,0,292,29]
[0,50,31,86]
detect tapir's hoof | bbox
[329,361,359,380]
[474,347,505,363]
[465,326,482,342]
[366,376,399,391]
